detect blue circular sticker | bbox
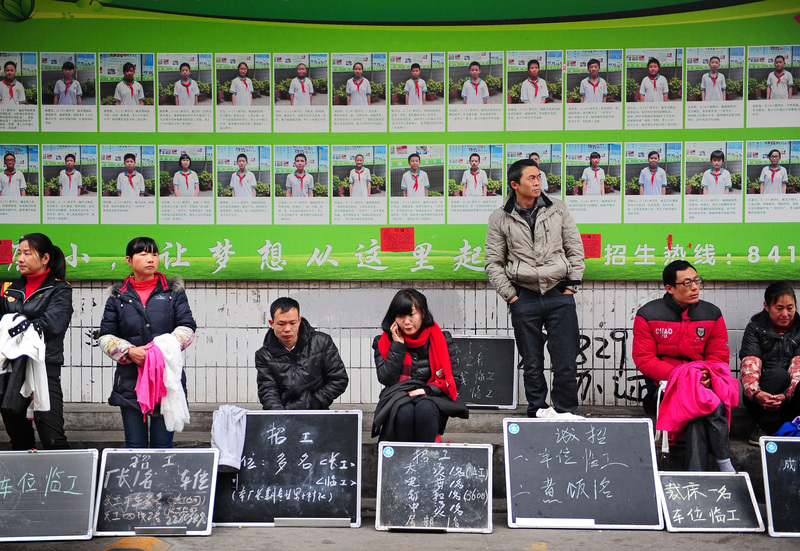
[765,441,778,454]
[383,446,394,458]
[508,423,519,434]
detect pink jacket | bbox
[135,344,167,417]
[656,360,739,432]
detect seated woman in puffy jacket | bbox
[740,282,800,445]
[371,289,467,442]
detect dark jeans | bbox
[742,367,800,433]
[1,373,69,450]
[685,402,731,471]
[120,406,174,448]
[510,286,580,416]
[393,398,440,443]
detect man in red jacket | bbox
[633,260,735,472]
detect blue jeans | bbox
[510,286,580,416]
[120,406,174,448]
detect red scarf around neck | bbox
[24,268,50,299]
[378,322,457,400]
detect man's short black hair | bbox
[663,260,695,286]
[508,158,537,186]
[270,297,300,319]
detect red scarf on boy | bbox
[378,322,457,401]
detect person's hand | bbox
[756,391,784,411]
[126,344,152,365]
[407,388,426,397]
[563,289,575,295]
[699,368,711,388]
[390,321,405,343]
[509,296,519,304]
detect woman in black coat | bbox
[372,289,467,442]
[0,233,72,450]
[99,237,196,448]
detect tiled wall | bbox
[62,279,787,406]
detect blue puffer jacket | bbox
[99,273,196,411]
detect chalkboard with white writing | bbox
[761,436,800,537]
[93,448,219,536]
[504,417,663,530]
[0,449,98,542]
[213,410,362,527]
[658,472,763,532]
[452,336,516,408]
[376,442,492,533]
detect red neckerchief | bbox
[298,78,306,93]
[3,79,15,99]
[355,169,363,182]
[411,170,419,191]
[711,171,722,184]
[587,78,600,93]
[61,78,73,93]
[413,78,420,98]
[527,77,539,97]
[353,78,363,92]
[181,79,192,99]
[237,171,247,186]
[709,73,718,86]
[592,167,600,180]
[24,268,50,300]
[775,71,784,84]
[4,170,15,178]
[770,167,781,182]
[471,79,480,96]
[66,170,74,189]
[649,74,659,90]
[239,76,250,91]
[295,171,306,195]
[377,322,458,401]
[471,168,479,189]
[124,79,134,97]
[650,168,657,184]
[180,170,191,190]
[127,171,136,189]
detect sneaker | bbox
[554,411,584,419]
[748,424,767,446]
[536,407,558,419]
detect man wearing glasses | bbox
[633,260,737,471]
[485,159,584,419]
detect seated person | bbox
[255,297,349,409]
[633,260,738,472]
[739,282,800,445]
[372,289,468,442]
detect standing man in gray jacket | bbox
[485,159,585,418]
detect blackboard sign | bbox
[93,448,219,536]
[213,410,362,527]
[376,442,492,533]
[452,336,516,408]
[761,436,800,537]
[0,449,97,542]
[658,472,763,532]
[504,417,663,530]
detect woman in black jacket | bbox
[740,282,800,444]
[99,237,196,448]
[372,289,467,442]
[0,233,72,450]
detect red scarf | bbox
[411,171,419,191]
[181,80,192,99]
[413,78,420,98]
[353,78,363,92]
[649,168,657,184]
[66,170,74,189]
[131,277,158,305]
[355,169,363,182]
[587,78,600,93]
[775,71,783,84]
[3,79,15,99]
[471,79,480,96]
[295,172,306,195]
[125,80,135,97]
[180,170,192,190]
[528,78,539,97]
[24,268,50,300]
[127,171,136,188]
[770,168,781,182]
[709,73,718,86]
[299,78,306,93]
[377,322,457,401]
[649,75,659,90]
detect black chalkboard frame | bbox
[0,449,98,542]
[93,448,220,537]
[657,471,764,533]
[452,335,518,409]
[504,417,664,530]
[761,436,800,538]
[212,410,363,528]
[375,441,493,533]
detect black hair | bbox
[65,153,76,162]
[354,153,364,160]
[380,289,435,334]
[408,153,420,162]
[179,62,191,71]
[4,151,15,161]
[710,150,725,162]
[709,56,720,63]
[125,237,159,258]
[764,282,796,307]
[122,62,135,73]
[236,153,248,162]
[469,61,481,69]
[179,153,192,167]
[648,150,660,159]
[294,153,307,162]
[508,158,537,186]
[410,63,421,71]
[270,297,300,318]
[62,61,75,71]
[527,59,540,69]
[19,233,67,280]
[775,55,785,63]
[353,62,363,70]
[4,60,17,70]
[647,57,660,68]
[528,152,540,160]
[589,151,601,160]
[767,149,781,159]
[662,260,695,286]
[238,62,248,70]
[469,153,480,161]
[296,63,307,69]
[587,58,600,69]
[123,153,136,162]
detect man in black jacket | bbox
[255,297,348,410]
